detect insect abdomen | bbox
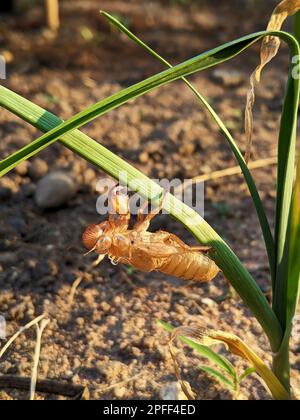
[158,252,219,282]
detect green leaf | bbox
[198,365,235,390]
[286,12,300,331]
[238,367,256,383]
[273,40,300,330]
[0,30,296,179]
[286,151,300,324]
[293,10,300,42]
[158,320,237,380]
[100,10,275,286]
[271,17,300,390]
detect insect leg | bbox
[92,254,106,267]
[108,185,131,230]
[186,246,212,253]
[167,233,212,253]
[134,191,167,232]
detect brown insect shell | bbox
[82,221,109,251]
[110,186,129,215]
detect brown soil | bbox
[0,0,299,400]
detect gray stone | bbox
[35,171,77,209]
[160,381,192,400]
[0,252,18,266]
[212,69,244,87]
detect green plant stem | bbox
[0,86,283,352]
[272,328,292,397]
[272,14,300,393]
[293,10,300,42]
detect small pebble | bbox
[100,302,111,312]
[113,386,127,398]
[160,381,191,400]
[139,152,149,163]
[76,317,85,327]
[29,158,48,180]
[15,161,29,176]
[201,297,218,308]
[212,69,244,87]
[179,142,195,156]
[83,168,96,185]
[34,171,77,209]
[0,252,18,266]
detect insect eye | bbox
[97,236,112,250]
[82,225,103,250]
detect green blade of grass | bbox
[158,320,237,380]
[0,30,297,179]
[198,365,235,389]
[101,10,276,285]
[271,16,300,389]
[273,19,300,319]
[273,47,300,329]
[293,10,300,42]
[286,10,300,331]
[238,367,256,383]
[287,152,300,323]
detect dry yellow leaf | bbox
[245,0,300,163]
[169,325,290,400]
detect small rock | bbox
[139,152,149,163]
[179,142,195,156]
[29,158,48,180]
[100,302,111,312]
[15,161,29,177]
[212,69,244,87]
[143,336,155,350]
[113,386,127,398]
[201,297,218,308]
[65,370,73,378]
[83,168,96,185]
[76,317,85,327]
[35,171,77,209]
[0,252,18,266]
[160,381,193,400]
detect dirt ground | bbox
[0,0,299,400]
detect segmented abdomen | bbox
[158,252,219,282]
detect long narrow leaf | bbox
[158,320,237,380]
[198,365,235,389]
[294,10,300,41]
[287,141,300,322]
[101,11,276,287]
[0,30,297,179]
[273,35,300,330]
[239,367,256,383]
